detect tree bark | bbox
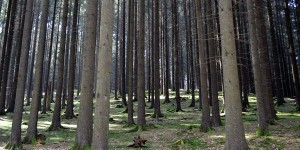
[75,0,97,148]
[24,0,50,143]
[195,0,211,132]
[91,0,114,149]
[8,0,34,148]
[137,0,146,126]
[219,0,248,149]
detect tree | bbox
[247,0,268,135]
[0,0,17,115]
[6,0,34,148]
[65,0,79,119]
[172,0,182,112]
[23,0,50,144]
[284,0,300,110]
[48,0,69,131]
[154,0,162,116]
[137,0,146,127]
[195,0,211,132]
[127,0,134,125]
[206,0,221,126]
[219,0,248,149]
[91,0,115,149]
[74,0,98,148]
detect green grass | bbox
[0,90,299,149]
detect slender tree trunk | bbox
[120,0,127,107]
[24,0,50,143]
[195,0,211,132]
[173,0,182,112]
[26,1,40,106]
[284,0,300,110]
[49,0,69,131]
[0,0,17,115]
[114,0,120,100]
[137,0,146,126]
[65,0,79,119]
[42,0,58,114]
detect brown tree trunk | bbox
[127,0,135,125]
[8,0,34,148]
[74,0,97,148]
[48,0,69,131]
[284,0,300,110]
[173,0,182,112]
[219,0,248,148]
[91,0,114,149]
[137,0,146,126]
[247,0,268,135]
[195,0,211,132]
[24,0,50,144]
[65,0,79,119]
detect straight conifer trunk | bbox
[24,0,50,143]
[75,0,98,148]
[8,0,34,148]
[92,0,114,149]
[219,0,248,149]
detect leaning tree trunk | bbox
[91,0,114,149]
[24,0,50,144]
[74,0,98,148]
[219,0,248,149]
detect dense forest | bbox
[0,0,299,149]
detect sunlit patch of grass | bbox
[170,137,208,149]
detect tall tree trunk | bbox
[163,0,170,104]
[120,0,127,107]
[0,0,17,115]
[49,0,69,131]
[127,0,134,125]
[7,1,26,113]
[65,0,79,119]
[26,1,40,106]
[247,0,268,135]
[195,0,211,132]
[24,0,50,144]
[137,0,146,126]
[206,0,221,126]
[153,0,162,116]
[219,0,248,149]
[114,0,120,100]
[91,0,114,149]
[284,0,300,110]
[42,0,58,114]
[74,0,97,148]
[8,0,34,148]
[255,0,276,122]
[173,0,182,112]
[267,0,285,106]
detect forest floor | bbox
[0,91,300,149]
